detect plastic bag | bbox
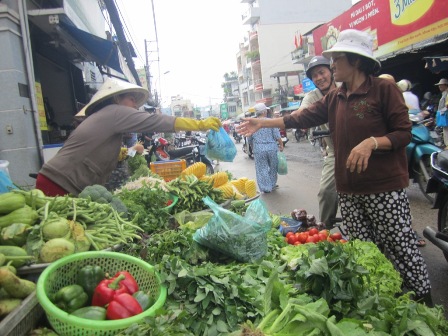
[277,151,288,175]
[193,196,272,262]
[436,110,448,127]
[205,127,237,162]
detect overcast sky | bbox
[116,0,245,107]
[116,0,360,107]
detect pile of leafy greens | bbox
[118,224,448,336]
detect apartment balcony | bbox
[254,79,263,92]
[242,6,260,25]
[249,30,258,41]
[257,97,273,106]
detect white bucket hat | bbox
[322,29,381,69]
[435,78,448,86]
[254,103,268,116]
[396,79,412,92]
[76,77,149,116]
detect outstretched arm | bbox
[237,117,285,136]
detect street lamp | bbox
[154,70,170,107]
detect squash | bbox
[0,205,38,229]
[0,193,26,215]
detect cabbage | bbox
[42,212,70,241]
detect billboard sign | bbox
[313,0,447,59]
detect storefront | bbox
[311,0,448,96]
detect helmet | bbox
[396,79,412,92]
[306,56,331,79]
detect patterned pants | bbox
[254,150,278,193]
[339,189,431,296]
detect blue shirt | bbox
[249,121,280,154]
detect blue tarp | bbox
[59,21,123,74]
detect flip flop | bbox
[416,238,426,247]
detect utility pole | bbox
[144,39,153,102]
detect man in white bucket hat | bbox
[435,78,448,147]
[36,77,221,196]
[238,29,433,306]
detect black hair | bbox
[88,97,115,115]
[345,53,380,76]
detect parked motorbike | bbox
[423,150,448,262]
[147,135,214,174]
[407,112,441,203]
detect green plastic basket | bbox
[161,194,178,213]
[36,251,167,336]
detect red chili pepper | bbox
[91,274,129,307]
[165,199,173,206]
[106,293,143,320]
[112,271,139,294]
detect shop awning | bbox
[57,21,122,73]
[27,8,123,74]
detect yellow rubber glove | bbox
[174,117,221,132]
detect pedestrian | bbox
[237,29,432,306]
[36,77,221,197]
[248,103,283,193]
[435,78,448,148]
[397,79,420,113]
[303,55,338,228]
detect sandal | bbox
[416,238,426,247]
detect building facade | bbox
[237,0,352,111]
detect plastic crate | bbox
[0,291,45,336]
[150,159,186,181]
[36,251,167,336]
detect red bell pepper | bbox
[91,274,128,307]
[112,271,138,294]
[106,293,143,320]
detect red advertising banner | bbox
[313,0,448,59]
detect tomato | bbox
[305,235,317,244]
[293,241,302,245]
[339,239,348,243]
[326,237,334,242]
[319,229,329,237]
[287,235,298,245]
[285,232,295,239]
[317,233,327,242]
[330,232,343,241]
[297,232,308,244]
[308,228,319,236]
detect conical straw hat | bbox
[76,77,149,116]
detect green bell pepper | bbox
[77,265,105,299]
[132,290,154,311]
[52,284,89,313]
[71,306,107,320]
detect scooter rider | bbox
[303,56,338,228]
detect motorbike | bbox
[407,112,441,203]
[280,129,289,146]
[423,150,448,262]
[233,130,242,143]
[242,136,254,159]
[293,128,308,142]
[147,134,214,174]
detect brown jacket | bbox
[40,105,176,195]
[284,76,411,194]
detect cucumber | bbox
[0,246,34,267]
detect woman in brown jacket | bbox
[238,29,432,306]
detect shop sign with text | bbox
[313,0,447,59]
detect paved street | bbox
[217,131,448,315]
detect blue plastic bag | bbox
[277,151,288,175]
[0,171,17,194]
[436,110,448,127]
[205,127,237,162]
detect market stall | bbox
[1,152,447,335]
